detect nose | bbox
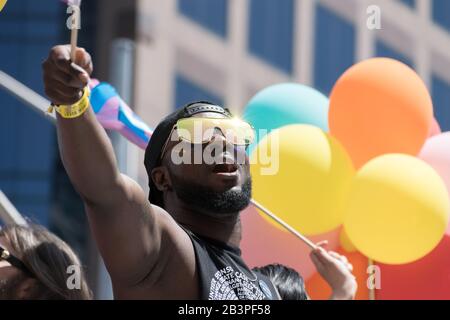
[210,127,233,146]
[207,128,236,156]
[208,129,248,162]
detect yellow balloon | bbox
[344,154,450,264]
[250,125,354,235]
[340,228,357,253]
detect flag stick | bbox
[368,258,376,300]
[68,3,80,61]
[250,198,317,250]
[70,25,78,62]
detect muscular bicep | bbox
[84,174,194,290]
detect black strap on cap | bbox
[184,103,232,118]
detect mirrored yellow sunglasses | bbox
[160,117,255,160]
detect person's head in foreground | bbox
[253,264,308,300]
[0,224,92,300]
[145,101,253,218]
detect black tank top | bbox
[181,227,281,300]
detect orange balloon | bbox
[329,58,433,168]
[305,248,370,300]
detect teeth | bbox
[215,170,238,175]
[213,164,238,173]
[216,172,238,176]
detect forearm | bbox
[56,105,122,206]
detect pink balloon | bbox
[240,205,340,280]
[429,118,442,138]
[419,132,450,235]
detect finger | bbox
[43,58,70,78]
[328,251,349,264]
[314,248,338,266]
[315,240,329,248]
[310,251,325,271]
[49,47,90,83]
[43,64,85,89]
[49,45,72,74]
[347,263,354,272]
[70,62,90,85]
[74,48,93,75]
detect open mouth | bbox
[212,163,239,175]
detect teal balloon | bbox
[243,83,329,154]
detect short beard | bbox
[171,176,252,216]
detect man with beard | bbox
[42,45,281,300]
[42,45,350,300]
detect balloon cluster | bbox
[241,58,450,299]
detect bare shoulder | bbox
[85,174,198,299]
[111,197,198,299]
[143,204,199,299]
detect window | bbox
[376,40,414,68]
[178,0,228,38]
[433,0,450,33]
[0,0,97,267]
[399,0,415,9]
[314,4,355,94]
[175,74,223,109]
[432,75,450,132]
[0,0,62,225]
[248,0,294,74]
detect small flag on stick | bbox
[89,81,154,149]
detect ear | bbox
[151,166,173,192]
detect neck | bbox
[165,198,242,248]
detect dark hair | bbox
[0,224,92,300]
[253,264,308,300]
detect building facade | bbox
[134,0,450,134]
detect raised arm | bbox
[43,46,122,207]
[41,46,196,296]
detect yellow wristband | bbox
[48,87,90,119]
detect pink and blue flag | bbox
[89,81,153,149]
